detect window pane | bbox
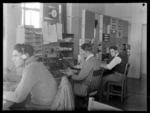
[31,11,40,28]
[25,3,40,9]
[21,9,24,25]
[21,4,40,28]
[21,3,40,9]
[25,10,32,26]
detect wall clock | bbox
[49,8,58,19]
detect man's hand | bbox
[64,68,74,77]
[3,68,11,82]
[3,68,11,75]
[3,82,18,91]
[3,85,10,91]
[99,63,107,68]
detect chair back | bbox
[87,68,104,95]
[124,63,130,77]
[122,63,130,85]
[88,97,122,111]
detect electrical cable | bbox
[58,51,80,70]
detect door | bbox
[140,24,147,75]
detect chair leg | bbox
[124,83,126,100]
[106,83,110,102]
[123,81,127,100]
[122,83,126,103]
[99,89,103,101]
[125,80,128,97]
[121,89,124,103]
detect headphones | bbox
[21,44,27,60]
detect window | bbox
[21,3,41,28]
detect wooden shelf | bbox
[59,33,74,62]
[16,26,43,60]
[63,57,73,59]
[59,41,73,43]
[43,17,53,20]
[59,50,73,52]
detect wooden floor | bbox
[75,74,147,111]
[98,74,147,111]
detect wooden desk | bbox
[3,93,31,110]
[3,99,14,110]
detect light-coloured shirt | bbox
[3,61,57,106]
[72,55,100,96]
[85,54,94,61]
[72,55,99,81]
[107,53,122,70]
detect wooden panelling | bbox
[85,10,95,40]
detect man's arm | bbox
[3,67,22,82]
[107,56,122,70]
[3,66,37,103]
[71,61,93,81]
[100,56,122,70]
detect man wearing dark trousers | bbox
[100,46,127,88]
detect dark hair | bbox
[109,46,118,51]
[81,43,93,52]
[14,43,34,57]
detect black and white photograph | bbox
[3,3,147,111]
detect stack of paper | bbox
[56,23,62,40]
[49,24,58,43]
[42,22,49,44]
[42,22,58,44]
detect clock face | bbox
[51,9,57,18]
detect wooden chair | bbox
[88,97,122,111]
[87,68,104,100]
[106,63,130,103]
[74,68,104,109]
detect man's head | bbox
[12,43,34,68]
[109,46,118,57]
[81,43,93,58]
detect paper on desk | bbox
[56,23,62,40]
[42,22,58,44]
[42,22,49,44]
[49,24,58,42]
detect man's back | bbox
[27,62,57,106]
[88,57,101,92]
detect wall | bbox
[68,3,147,78]
[3,4,7,68]
[3,3,22,68]
[66,3,105,59]
[105,3,147,78]
[141,24,147,75]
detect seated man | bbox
[99,46,127,87]
[65,43,100,97]
[3,43,57,110]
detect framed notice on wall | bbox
[103,33,110,42]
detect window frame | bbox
[21,3,41,28]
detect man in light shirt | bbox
[65,43,100,96]
[100,46,127,86]
[3,43,57,110]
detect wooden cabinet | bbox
[16,26,43,58]
[58,33,74,65]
